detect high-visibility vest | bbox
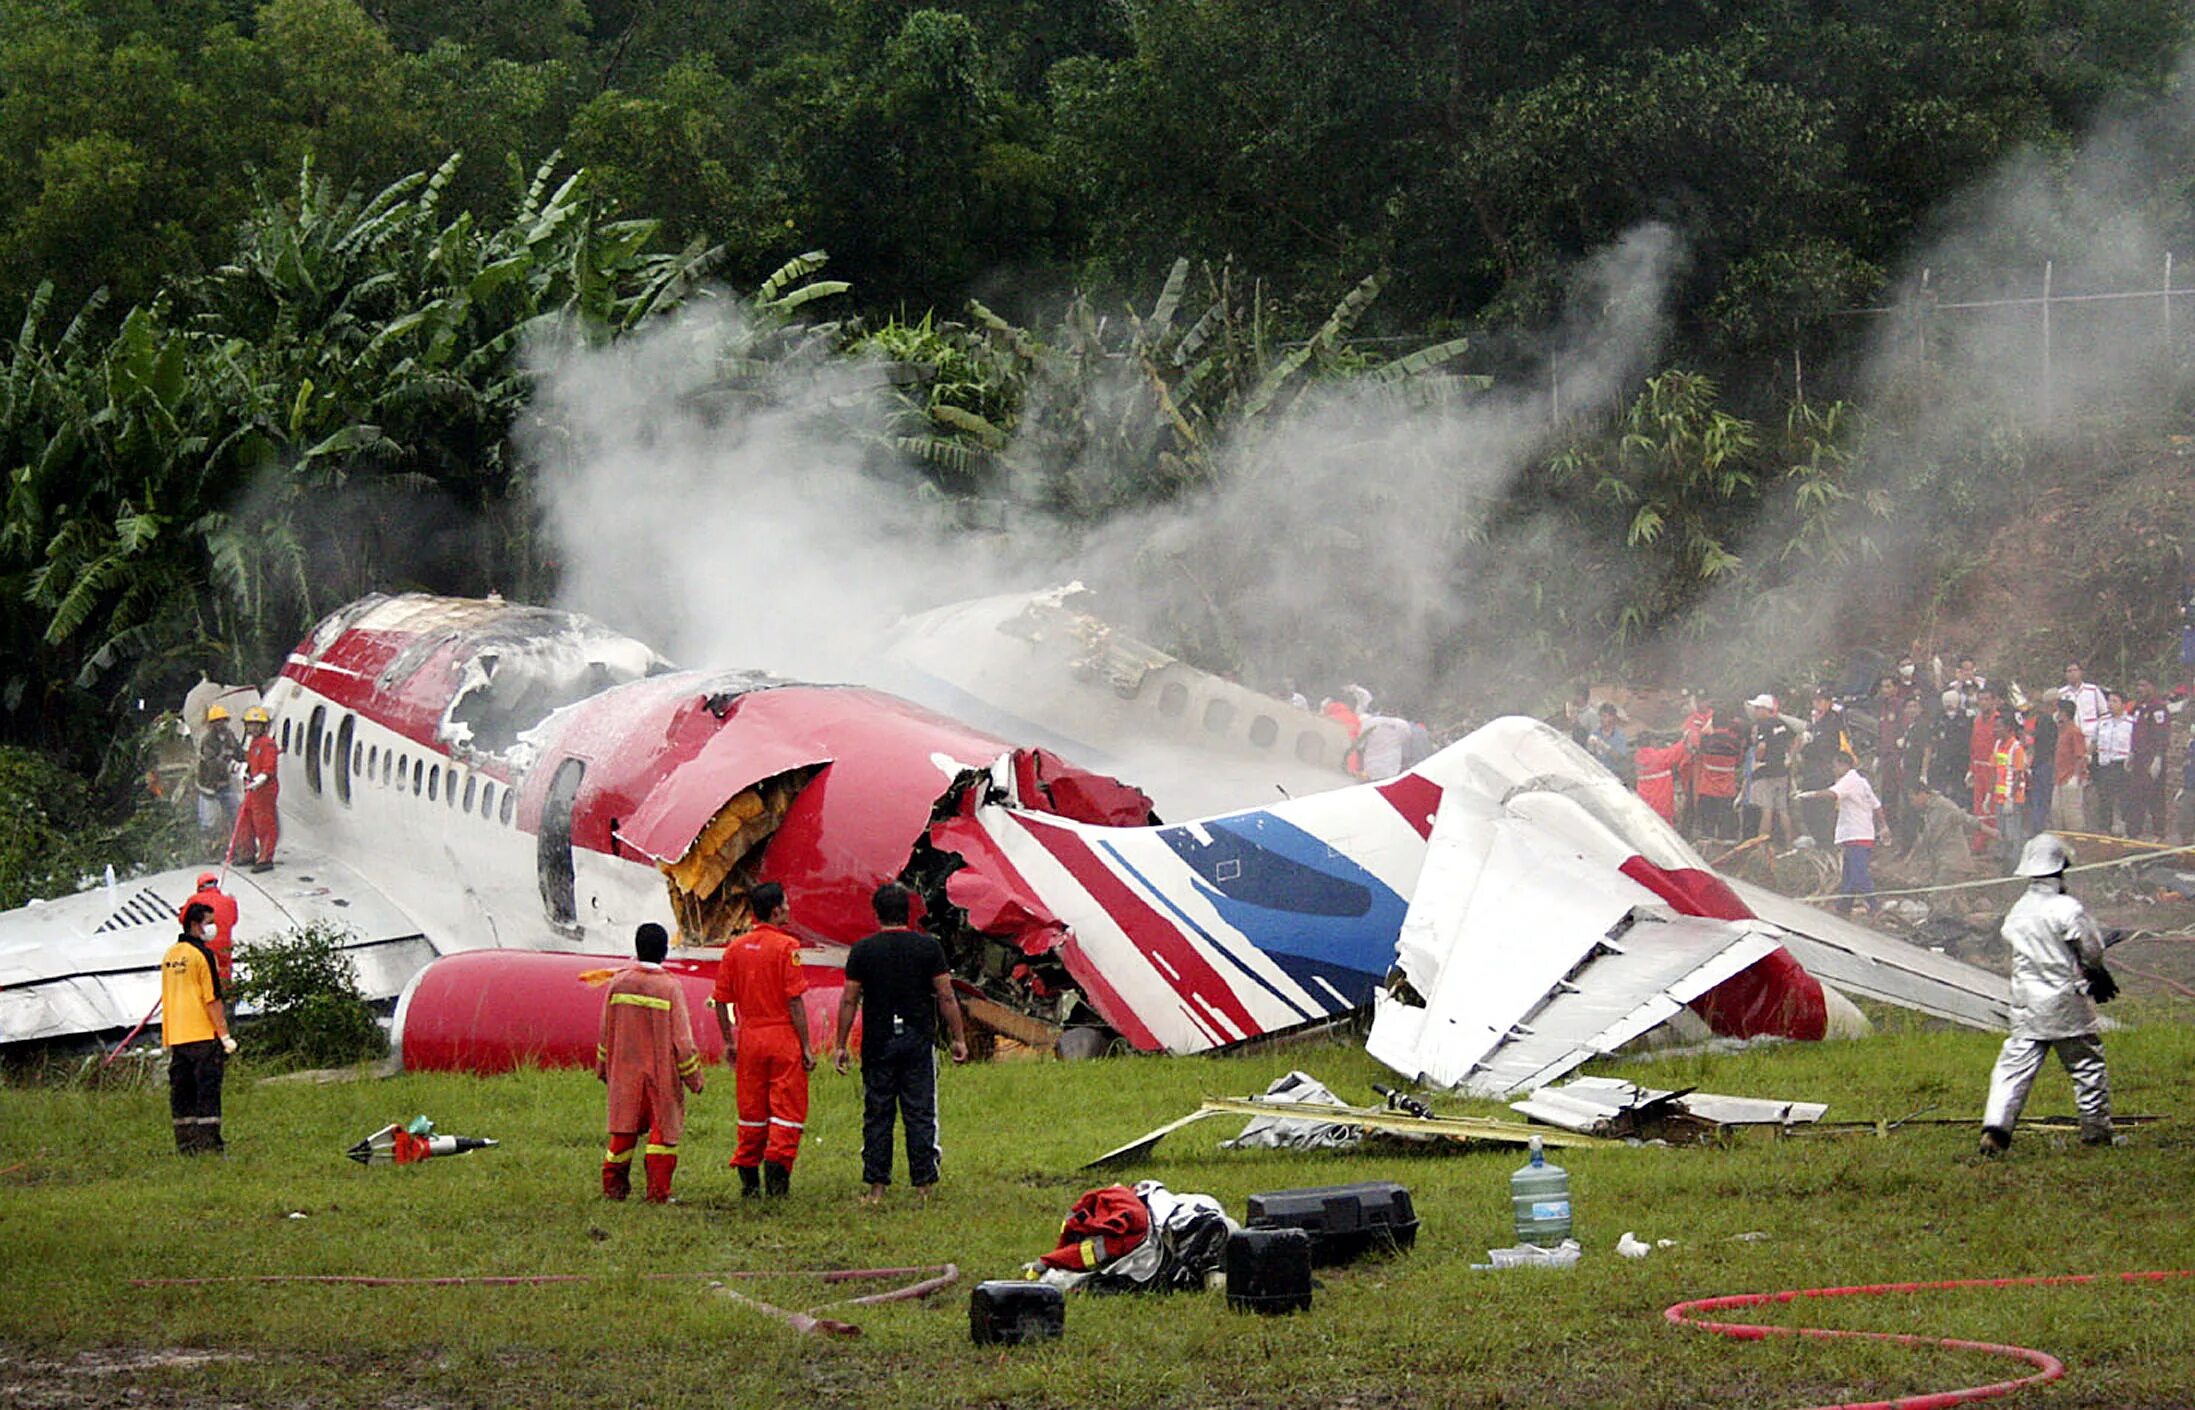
[1993,739,2028,806]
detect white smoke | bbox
[1693,43,2195,693]
[523,225,1688,722]
[519,304,1017,681]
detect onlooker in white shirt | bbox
[2059,662,2107,755]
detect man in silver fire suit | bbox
[1979,833,2114,1155]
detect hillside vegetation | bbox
[0,1,2191,807]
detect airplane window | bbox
[479,782,495,820]
[500,787,516,825]
[1249,715,1279,748]
[1203,699,1236,734]
[413,758,424,795]
[304,705,325,795]
[428,766,440,802]
[323,735,334,766]
[446,770,458,808]
[383,752,395,786]
[463,776,477,814]
[1295,732,1325,765]
[367,745,378,776]
[538,758,586,925]
[334,714,356,806]
[281,719,292,752]
[1158,682,1189,717]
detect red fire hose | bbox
[1665,1269,2195,1409]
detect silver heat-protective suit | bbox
[1982,879,2112,1141]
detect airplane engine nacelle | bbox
[390,949,845,1075]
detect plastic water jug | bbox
[1511,1136,1572,1247]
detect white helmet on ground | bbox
[2015,833,2072,878]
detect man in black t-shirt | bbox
[832,883,969,1202]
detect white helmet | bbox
[2014,833,2072,878]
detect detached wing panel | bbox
[1366,790,1780,1095]
[0,849,432,1044]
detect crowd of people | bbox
[1562,649,2195,914]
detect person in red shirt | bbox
[2051,698,2087,831]
[233,706,281,872]
[1633,733,1688,825]
[710,882,813,1198]
[597,923,704,1203]
[177,872,240,988]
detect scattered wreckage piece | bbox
[1785,1112,2163,1139]
[1506,1076,1827,1144]
[1220,1071,1362,1153]
[1084,1095,1620,1170]
[345,1116,499,1165]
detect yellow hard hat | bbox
[243,706,270,724]
[206,705,230,722]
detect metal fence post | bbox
[2041,259,2054,422]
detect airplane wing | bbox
[0,847,434,1045]
[1366,788,1781,1095]
[1725,878,2008,1029]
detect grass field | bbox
[5,1009,2195,1409]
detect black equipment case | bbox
[969,1280,1066,1345]
[1245,1180,1418,1265]
[1224,1226,1313,1314]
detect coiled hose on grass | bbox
[1664,1269,2194,1409]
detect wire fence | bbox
[1510,254,2195,421]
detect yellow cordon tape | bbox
[1796,836,2195,903]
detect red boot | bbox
[644,1146,678,1203]
[603,1133,637,1199]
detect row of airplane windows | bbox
[1150,680,1328,765]
[280,713,517,825]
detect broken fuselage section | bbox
[260,594,1168,1049]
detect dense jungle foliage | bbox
[1,0,2191,824]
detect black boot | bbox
[763,1161,791,1197]
[1978,1126,2011,1157]
[737,1164,761,1199]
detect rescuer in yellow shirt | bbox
[162,902,236,1154]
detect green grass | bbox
[5,1010,2195,1408]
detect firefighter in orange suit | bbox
[233,706,281,872]
[178,872,240,987]
[596,923,704,1203]
[710,881,813,1198]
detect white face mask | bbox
[197,925,215,941]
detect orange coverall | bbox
[596,964,703,1202]
[712,923,810,1170]
[235,734,281,865]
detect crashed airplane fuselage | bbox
[2,593,2008,1093]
